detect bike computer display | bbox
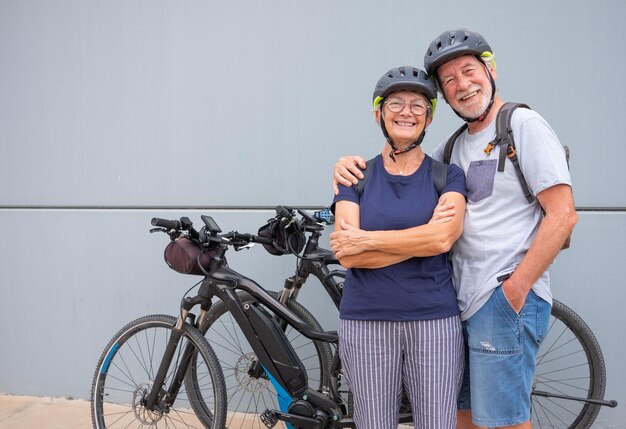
[201,215,222,234]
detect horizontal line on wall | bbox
[576,207,626,212]
[1,205,626,213]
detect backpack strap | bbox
[494,102,534,203]
[431,158,448,197]
[355,157,377,196]
[443,124,468,165]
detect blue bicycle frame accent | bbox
[264,365,295,429]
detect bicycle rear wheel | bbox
[185,291,333,429]
[531,299,606,429]
[91,314,227,429]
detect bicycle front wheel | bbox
[531,299,606,429]
[185,291,333,429]
[91,314,227,429]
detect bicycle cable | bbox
[178,279,204,320]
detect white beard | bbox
[454,83,492,119]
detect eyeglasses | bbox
[384,99,429,116]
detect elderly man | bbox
[332,29,577,429]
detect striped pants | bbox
[339,317,464,429]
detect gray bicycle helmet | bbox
[424,29,496,123]
[424,29,492,76]
[372,66,437,113]
[372,66,437,161]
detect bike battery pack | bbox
[244,302,308,396]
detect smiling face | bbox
[437,54,496,120]
[377,91,432,147]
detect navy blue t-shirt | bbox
[332,155,467,321]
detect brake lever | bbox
[234,242,256,251]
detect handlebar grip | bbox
[151,217,181,230]
[252,234,274,245]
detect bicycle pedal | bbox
[260,410,279,428]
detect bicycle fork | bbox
[144,295,212,412]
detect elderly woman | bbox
[330,66,467,428]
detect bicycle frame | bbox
[277,224,344,310]
[145,236,346,428]
[206,261,343,426]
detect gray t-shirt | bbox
[431,107,571,321]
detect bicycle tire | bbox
[185,290,333,429]
[91,314,227,429]
[531,299,606,429]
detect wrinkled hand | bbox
[429,195,456,224]
[502,279,527,313]
[333,156,367,195]
[330,220,369,258]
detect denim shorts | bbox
[457,285,551,427]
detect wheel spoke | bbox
[531,300,605,428]
[91,315,226,428]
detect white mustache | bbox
[456,85,482,101]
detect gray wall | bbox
[1,0,624,427]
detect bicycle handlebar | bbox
[152,216,200,239]
[223,231,274,246]
[152,206,334,253]
[297,208,318,224]
[151,216,274,248]
[151,217,181,230]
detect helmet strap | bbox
[379,110,426,162]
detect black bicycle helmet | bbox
[372,66,438,161]
[424,29,496,123]
[424,29,493,76]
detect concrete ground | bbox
[0,394,92,429]
[0,394,415,428]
